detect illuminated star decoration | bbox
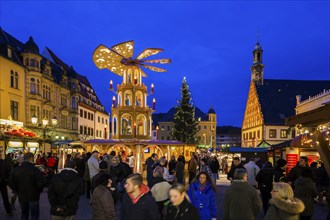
[92,40,171,77]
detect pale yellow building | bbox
[154,107,217,148]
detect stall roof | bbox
[229,147,269,153]
[84,139,185,146]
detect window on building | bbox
[30,59,36,67]
[280,129,287,138]
[84,111,87,119]
[269,129,277,138]
[10,100,18,120]
[80,109,83,117]
[204,125,207,129]
[167,126,170,131]
[88,112,91,120]
[80,125,83,134]
[10,70,18,89]
[30,105,40,118]
[105,119,107,124]
[84,126,87,135]
[61,115,67,129]
[87,127,91,135]
[72,97,77,109]
[61,94,67,107]
[91,114,94,121]
[100,130,102,137]
[257,130,260,139]
[30,78,36,94]
[72,117,77,130]
[98,116,100,123]
[253,131,256,138]
[249,132,252,139]
[7,47,12,58]
[42,109,51,121]
[42,85,51,100]
[102,118,104,124]
[91,128,94,136]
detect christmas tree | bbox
[171,77,198,144]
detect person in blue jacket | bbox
[188,171,217,220]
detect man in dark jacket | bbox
[0,156,12,215]
[8,152,44,220]
[256,161,275,214]
[287,156,316,187]
[227,157,245,181]
[109,156,132,200]
[121,173,160,220]
[47,160,82,219]
[274,158,287,182]
[145,153,158,188]
[224,168,262,220]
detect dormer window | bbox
[7,47,12,58]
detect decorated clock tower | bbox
[251,41,264,85]
[110,66,155,140]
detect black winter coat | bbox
[121,188,160,220]
[274,166,286,182]
[47,168,82,216]
[8,161,44,203]
[256,168,275,194]
[210,159,220,173]
[294,177,318,217]
[227,163,245,180]
[287,165,316,186]
[165,198,200,220]
[0,159,11,186]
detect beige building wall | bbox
[0,56,26,124]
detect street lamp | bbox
[31,115,58,153]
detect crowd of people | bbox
[0,150,330,220]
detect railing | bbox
[298,89,330,106]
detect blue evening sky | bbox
[1,1,329,126]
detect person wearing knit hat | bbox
[91,161,115,193]
[274,159,287,182]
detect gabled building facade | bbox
[43,47,109,141]
[242,41,330,147]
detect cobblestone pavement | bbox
[0,175,328,220]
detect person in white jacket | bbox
[159,157,174,183]
[243,157,260,188]
[88,151,100,180]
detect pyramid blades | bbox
[141,58,171,64]
[136,48,163,60]
[141,64,167,72]
[93,44,126,76]
[111,40,134,59]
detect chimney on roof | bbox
[296,95,301,105]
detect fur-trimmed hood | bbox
[269,197,305,214]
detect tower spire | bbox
[250,39,264,85]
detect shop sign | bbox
[27,142,39,148]
[0,119,23,127]
[8,141,23,148]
